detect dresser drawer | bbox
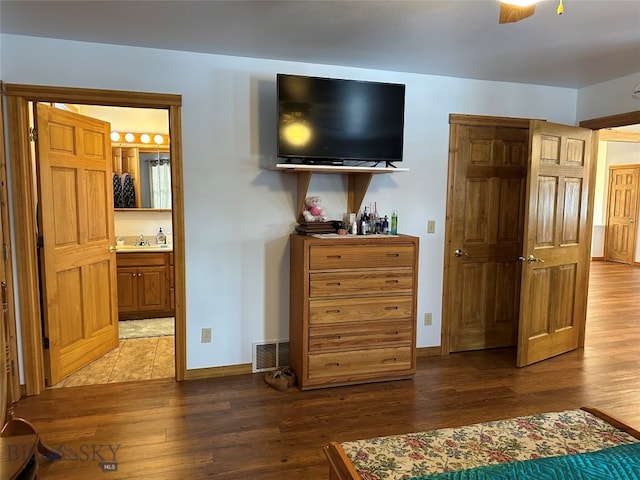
[309,297,413,325]
[308,347,413,379]
[309,244,415,270]
[309,321,413,352]
[310,271,414,297]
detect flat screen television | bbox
[277,74,405,166]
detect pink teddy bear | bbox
[302,196,328,222]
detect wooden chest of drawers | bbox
[289,234,419,389]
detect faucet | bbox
[136,234,149,246]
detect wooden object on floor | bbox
[2,279,60,478]
[1,434,38,480]
[7,261,640,480]
[289,233,419,389]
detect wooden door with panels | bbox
[446,121,528,352]
[35,103,119,385]
[444,115,595,367]
[517,121,594,366]
[604,166,639,265]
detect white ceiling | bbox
[1,0,639,89]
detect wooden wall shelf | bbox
[274,164,409,220]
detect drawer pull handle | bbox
[327,255,342,259]
[325,362,340,367]
[382,357,397,363]
[326,335,341,340]
[386,253,400,257]
[385,279,400,284]
[384,306,399,310]
[326,309,341,314]
[327,282,341,286]
[386,331,399,336]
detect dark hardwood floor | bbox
[12,261,640,479]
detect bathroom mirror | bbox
[138,150,172,209]
[113,147,172,210]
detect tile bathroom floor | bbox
[50,336,175,388]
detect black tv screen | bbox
[277,74,405,165]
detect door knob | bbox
[630,219,635,223]
[454,249,469,257]
[519,254,545,263]
[109,245,117,253]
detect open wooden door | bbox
[517,120,594,367]
[447,123,528,351]
[35,103,119,385]
[605,166,639,264]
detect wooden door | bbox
[448,124,528,351]
[605,166,639,264]
[517,121,594,367]
[35,103,119,385]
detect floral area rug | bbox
[340,409,640,480]
[118,317,174,339]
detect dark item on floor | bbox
[264,367,296,391]
[264,369,288,391]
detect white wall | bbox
[576,72,640,122]
[77,105,169,135]
[1,34,584,370]
[114,210,173,240]
[591,142,609,257]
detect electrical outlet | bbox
[427,220,436,234]
[424,313,432,326]
[201,327,212,343]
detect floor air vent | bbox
[252,340,290,372]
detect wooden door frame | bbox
[603,164,640,264]
[5,84,187,395]
[0,82,21,401]
[442,110,640,356]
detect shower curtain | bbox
[149,161,172,209]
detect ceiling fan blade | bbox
[499,3,536,23]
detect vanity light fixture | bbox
[109,132,170,146]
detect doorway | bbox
[5,84,186,395]
[442,115,595,367]
[442,111,640,363]
[46,103,175,388]
[604,165,640,265]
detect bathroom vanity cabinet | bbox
[116,252,174,319]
